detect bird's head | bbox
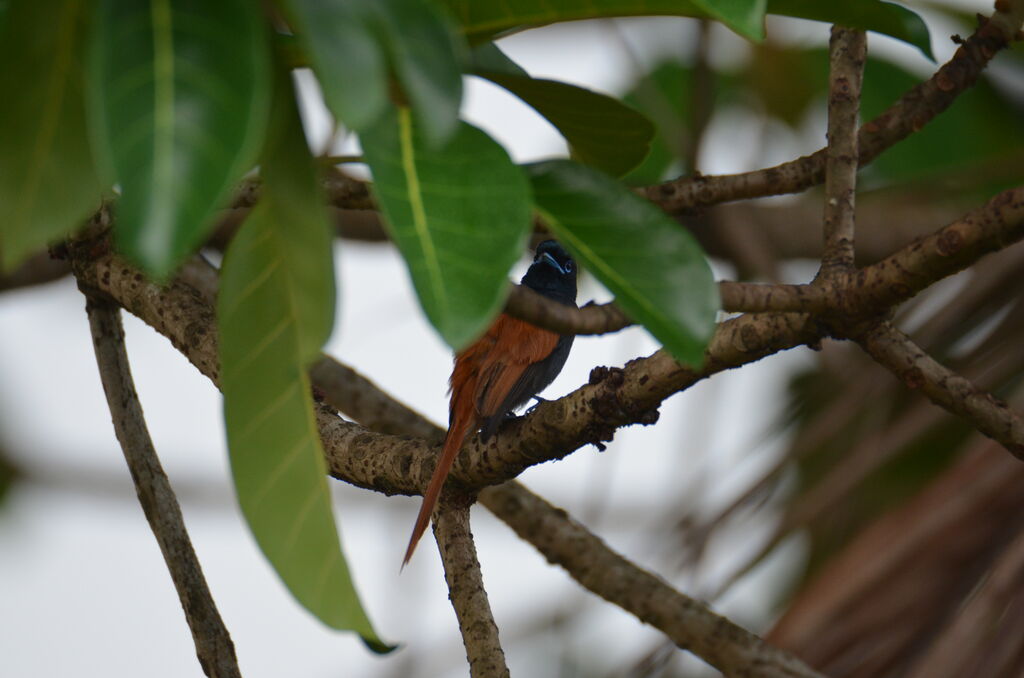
[521,240,577,305]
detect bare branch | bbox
[819,27,866,278]
[850,186,1024,311]
[504,284,631,334]
[66,241,827,676]
[433,502,510,678]
[309,355,442,441]
[68,243,819,497]
[643,7,1023,214]
[80,289,240,678]
[481,484,824,678]
[0,249,69,292]
[857,321,1024,458]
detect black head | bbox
[521,240,577,306]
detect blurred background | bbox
[4,1,1024,676]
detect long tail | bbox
[402,405,476,566]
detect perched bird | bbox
[403,240,578,565]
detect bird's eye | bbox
[563,260,574,273]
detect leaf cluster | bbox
[0,0,957,651]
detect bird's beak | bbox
[540,252,568,275]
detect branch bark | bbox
[483,484,824,678]
[819,27,866,279]
[433,502,510,678]
[66,243,824,678]
[80,288,240,678]
[857,321,1024,458]
[67,242,819,498]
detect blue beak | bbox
[540,251,568,275]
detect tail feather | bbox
[402,405,477,566]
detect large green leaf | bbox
[440,0,754,42]
[0,0,104,269]
[526,160,718,366]
[768,0,932,60]
[620,61,698,185]
[692,0,766,40]
[440,0,930,56]
[471,47,654,177]
[287,0,463,146]
[219,68,388,650]
[89,0,271,277]
[361,107,532,349]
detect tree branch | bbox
[66,241,825,677]
[849,185,1024,311]
[819,27,866,278]
[299,316,824,678]
[482,484,824,678]
[857,321,1024,458]
[0,249,69,292]
[504,185,1024,333]
[643,6,1023,214]
[79,288,240,678]
[67,242,819,497]
[433,501,510,678]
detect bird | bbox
[403,240,578,565]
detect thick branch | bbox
[483,484,824,678]
[857,321,1024,458]
[850,186,1024,310]
[506,186,1024,333]
[643,7,1022,214]
[433,502,510,678]
[819,27,866,278]
[80,290,240,678]
[68,244,818,497]
[0,249,69,292]
[299,321,824,678]
[66,244,826,675]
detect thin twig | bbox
[819,27,866,278]
[857,321,1024,458]
[433,502,510,678]
[80,289,240,678]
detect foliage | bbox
[4,0,1017,665]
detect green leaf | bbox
[468,41,529,77]
[474,59,655,177]
[619,61,697,185]
[89,0,271,277]
[441,0,733,43]
[287,0,464,146]
[526,160,718,365]
[767,0,933,60]
[361,107,532,349]
[0,0,104,269]
[441,0,931,56]
[692,0,766,40]
[219,67,389,651]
